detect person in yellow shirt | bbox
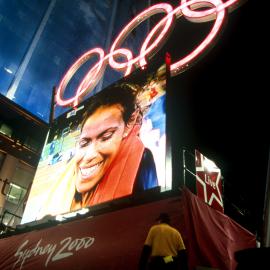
[139,213,188,270]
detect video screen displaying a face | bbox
[22,63,168,224]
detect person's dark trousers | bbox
[148,257,178,270]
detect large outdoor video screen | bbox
[22,63,169,224]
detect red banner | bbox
[181,188,256,270]
[0,197,183,270]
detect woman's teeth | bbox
[80,162,101,177]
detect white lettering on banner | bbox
[13,236,95,269]
[55,0,242,107]
[205,175,216,189]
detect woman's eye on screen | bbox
[100,131,115,142]
[78,139,90,148]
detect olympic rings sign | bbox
[56,0,242,107]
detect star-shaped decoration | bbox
[195,150,224,212]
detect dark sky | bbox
[165,0,268,236]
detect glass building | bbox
[0,0,150,122]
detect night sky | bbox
[167,0,268,236]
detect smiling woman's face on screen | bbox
[75,104,127,194]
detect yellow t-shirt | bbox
[145,223,185,257]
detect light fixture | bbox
[4,67,13,74]
[203,158,217,172]
[55,207,90,222]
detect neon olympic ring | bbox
[56,0,241,107]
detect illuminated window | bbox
[6,183,27,205]
[1,210,21,228]
[0,123,12,137]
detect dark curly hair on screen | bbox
[81,83,142,129]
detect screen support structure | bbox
[165,52,173,191]
[262,148,270,247]
[49,86,56,127]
